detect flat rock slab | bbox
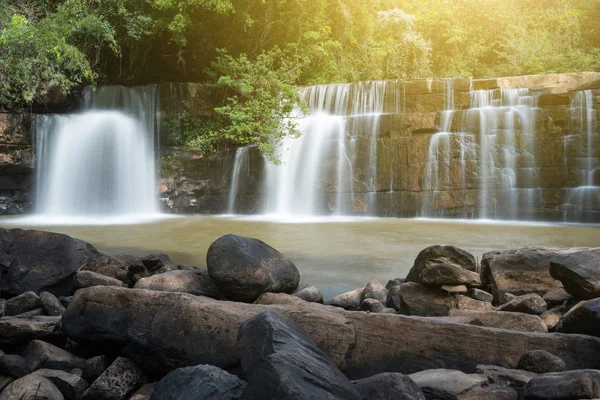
[63,287,600,379]
[409,369,487,399]
[0,316,62,344]
[482,247,588,302]
[447,310,548,333]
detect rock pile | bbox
[0,227,599,399]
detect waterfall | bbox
[421,84,539,219]
[562,90,600,221]
[262,81,398,217]
[34,86,159,221]
[227,147,250,214]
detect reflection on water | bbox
[1,216,599,300]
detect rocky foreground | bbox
[0,228,599,399]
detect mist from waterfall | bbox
[34,86,160,223]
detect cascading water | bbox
[35,86,159,222]
[262,81,401,217]
[562,90,600,221]
[421,84,540,219]
[227,146,250,214]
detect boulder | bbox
[82,357,146,400]
[521,370,600,400]
[496,294,547,315]
[540,305,569,331]
[5,291,42,316]
[254,292,321,308]
[542,289,572,308]
[62,287,600,378]
[79,254,142,286]
[0,354,30,378]
[475,365,537,389]
[150,365,246,400]
[0,374,64,400]
[206,234,300,303]
[0,228,100,297]
[554,298,600,336]
[481,247,584,303]
[447,310,548,333]
[83,356,109,384]
[0,300,5,318]
[40,292,66,316]
[134,270,220,298]
[460,384,518,400]
[352,373,425,400]
[22,340,85,372]
[419,264,481,288]
[0,316,62,344]
[237,310,361,400]
[386,278,405,290]
[358,299,386,313]
[468,288,493,303]
[549,248,600,299]
[394,282,454,316]
[292,284,323,303]
[31,369,88,400]
[442,285,468,294]
[75,271,127,289]
[328,287,364,310]
[140,253,177,274]
[455,295,495,312]
[408,369,487,400]
[360,280,387,303]
[517,350,566,374]
[406,246,477,284]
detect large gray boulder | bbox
[5,291,42,316]
[62,287,600,378]
[393,282,455,316]
[406,245,477,285]
[555,298,600,336]
[0,228,100,296]
[150,364,246,400]
[207,234,300,302]
[549,248,600,299]
[238,310,361,399]
[134,270,220,298]
[521,370,600,400]
[31,369,88,400]
[481,247,586,303]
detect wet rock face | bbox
[207,234,300,302]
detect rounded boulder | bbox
[207,234,300,302]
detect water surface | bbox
[2,216,599,299]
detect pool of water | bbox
[2,215,599,300]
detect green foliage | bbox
[167,48,306,161]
